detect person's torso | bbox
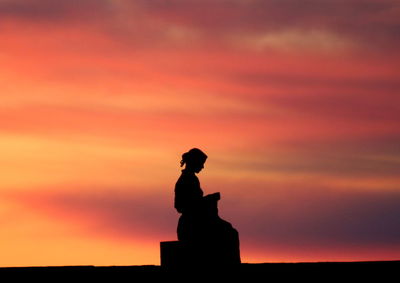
[174,170,204,214]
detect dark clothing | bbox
[174,169,203,215]
[174,169,241,265]
[174,169,207,242]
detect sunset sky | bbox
[1,0,399,267]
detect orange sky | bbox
[1,0,399,266]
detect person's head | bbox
[180,148,207,173]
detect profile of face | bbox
[181,148,208,174]
[187,158,206,173]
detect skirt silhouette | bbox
[177,197,241,265]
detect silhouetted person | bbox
[174,148,240,266]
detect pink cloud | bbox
[7,184,400,262]
[7,188,177,241]
[1,0,399,264]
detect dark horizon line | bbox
[1,259,399,269]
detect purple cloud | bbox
[222,186,400,248]
[9,184,400,252]
[1,0,398,50]
[0,0,110,23]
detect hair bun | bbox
[180,148,207,167]
[180,152,189,167]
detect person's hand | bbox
[211,192,221,201]
[204,192,220,201]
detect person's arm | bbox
[204,192,220,201]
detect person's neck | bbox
[183,168,196,174]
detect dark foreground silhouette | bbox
[1,261,398,279]
[173,148,240,266]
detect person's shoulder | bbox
[176,170,198,183]
[181,169,196,177]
